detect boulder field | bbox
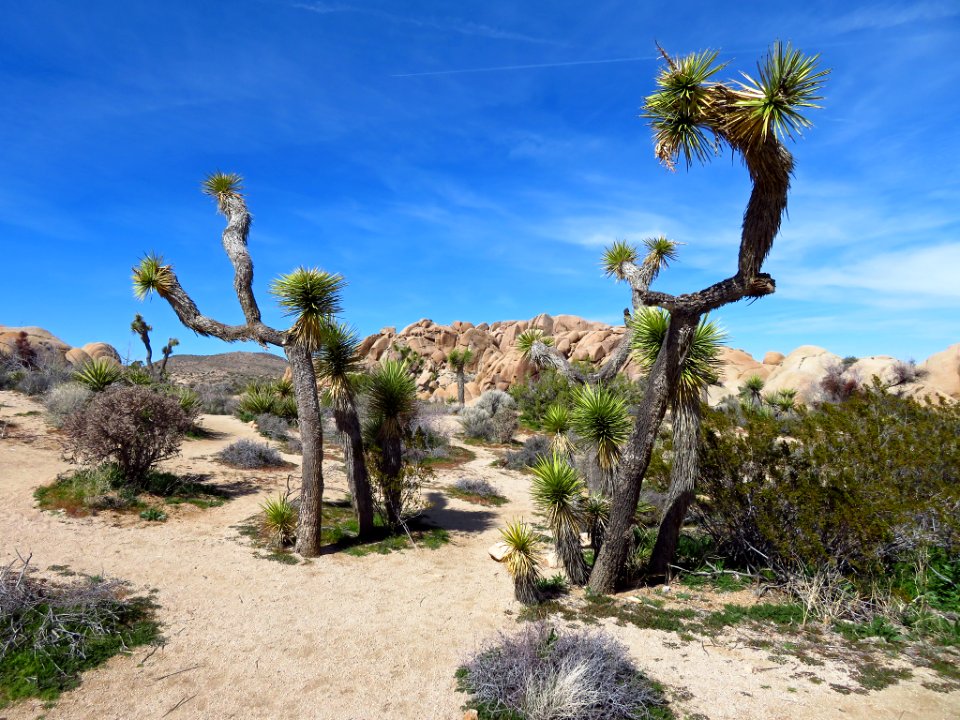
[4,319,957,407]
[356,315,960,406]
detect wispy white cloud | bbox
[829,1,959,32]
[391,55,656,78]
[293,2,560,46]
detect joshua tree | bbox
[500,519,542,605]
[740,374,766,407]
[365,359,417,527]
[766,387,799,417]
[631,308,726,576]
[130,314,153,370]
[586,43,827,592]
[530,453,590,586]
[447,347,474,407]
[131,172,342,556]
[159,337,179,376]
[315,322,375,536]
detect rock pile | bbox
[0,326,121,367]
[357,315,960,405]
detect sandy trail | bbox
[0,391,957,720]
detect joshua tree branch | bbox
[219,194,263,327]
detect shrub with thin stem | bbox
[500,520,542,605]
[584,494,610,555]
[542,403,574,456]
[569,383,631,490]
[73,358,122,393]
[530,454,590,586]
[261,495,298,547]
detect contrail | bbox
[392,55,657,78]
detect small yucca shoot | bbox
[261,495,298,548]
[515,329,553,358]
[530,454,590,586]
[584,494,610,555]
[272,375,294,398]
[542,404,574,457]
[73,358,122,392]
[500,519,542,605]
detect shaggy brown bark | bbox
[334,401,375,538]
[648,396,701,577]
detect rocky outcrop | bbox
[357,315,959,405]
[0,326,120,367]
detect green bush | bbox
[698,385,960,593]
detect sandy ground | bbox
[1,390,957,720]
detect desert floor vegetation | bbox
[0,389,957,718]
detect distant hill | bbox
[164,351,287,388]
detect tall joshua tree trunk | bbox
[335,402,375,537]
[286,344,324,555]
[648,396,701,577]
[456,368,466,407]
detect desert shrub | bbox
[192,381,237,415]
[15,356,72,396]
[139,507,167,522]
[0,556,158,706]
[167,386,202,416]
[457,623,667,720]
[404,422,451,464]
[503,434,551,470]
[62,386,196,488]
[891,359,924,385]
[452,476,500,498]
[0,352,23,390]
[255,413,292,441]
[368,462,430,530]
[284,436,303,455]
[122,365,155,386]
[73,358,122,392]
[698,384,960,602]
[460,406,496,440]
[43,383,93,427]
[461,390,518,443]
[509,368,576,428]
[272,394,299,420]
[820,362,859,403]
[217,439,284,468]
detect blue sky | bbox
[1,1,958,363]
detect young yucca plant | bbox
[500,519,542,605]
[272,376,294,398]
[530,453,590,586]
[740,374,766,406]
[237,385,278,417]
[584,494,610,555]
[515,329,553,358]
[261,495,298,548]
[542,404,574,457]
[73,358,122,392]
[172,386,202,416]
[569,384,632,484]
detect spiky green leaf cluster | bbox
[73,358,122,392]
[447,348,474,371]
[130,314,151,335]
[530,453,586,536]
[201,171,244,200]
[314,322,363,406]
[367,359,416,438]
[601,240,638,280]
[630,308,727,406]
[728,42,829,146]
[645,43,828,169]
[541,404,570,435]
[270,267,345,351]
[642,236,680,272]
[515,329,553,358]
[569,384,632,471]
[132,254,174,300]
[499,519,541,581]
[645,49,725,169]
[261,495,298,547]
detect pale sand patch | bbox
[0,390,957,719]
